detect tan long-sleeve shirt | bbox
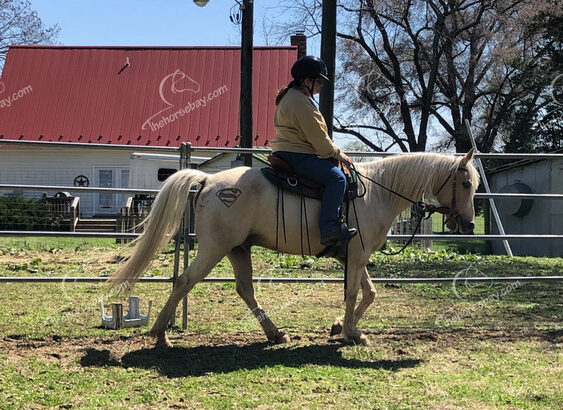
[271,88,342,160]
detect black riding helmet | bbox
[291,55,330,82]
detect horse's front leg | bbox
[341,265,371,345]
[331,267,375,337]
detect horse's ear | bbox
[460,148,475,167]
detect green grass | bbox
[0,238,561,408]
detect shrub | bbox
[0,194,55,231]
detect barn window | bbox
[158,168,177,182]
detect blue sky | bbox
[30,0,321,52]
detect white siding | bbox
[0,146,131,217]
[1,146,271,217]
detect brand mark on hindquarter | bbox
[216,188,242,208]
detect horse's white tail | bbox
[109,169,208,289]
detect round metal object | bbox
[499,182,534,217]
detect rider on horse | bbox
[271,55,357,246]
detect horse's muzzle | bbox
[447,215,474,234]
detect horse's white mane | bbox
[357,152,480,208]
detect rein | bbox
[351,164,465,255]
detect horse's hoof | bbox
[357,334,371,346]
[343,332,370,346]
[153,335,173,349]
[330,321,343,336]
[269,331,290,344]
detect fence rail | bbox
[2,139,563,159]
[2,183,562,199]
[0,276,560,283]
[0,231,561,240]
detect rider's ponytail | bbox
[275,79,299,105]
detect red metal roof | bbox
[0,45,297,147]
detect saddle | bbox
[260,154,363,260]
[260,154,359,200]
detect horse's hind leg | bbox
[228,246,290,344]
[150,249,225,348]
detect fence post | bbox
[169,143,189,328]
[181,143,192,329]
[465,120,513,257]
[170,142,192,330]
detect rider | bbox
[271,55,357,246]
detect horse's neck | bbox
[360,154,456,216]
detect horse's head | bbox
[434,149,480,234]
[159,69,200,105]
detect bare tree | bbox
[270,0,562,152]
[0,0,60,69]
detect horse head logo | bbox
[159,69,200,106]
[452,265,492,299]
[142,69,202,130]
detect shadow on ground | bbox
[81,342,422,378]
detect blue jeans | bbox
[273,151,346,238]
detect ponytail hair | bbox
[275,79,300,105]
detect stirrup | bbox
[320,227,357,246]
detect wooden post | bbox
[112,303,123,330]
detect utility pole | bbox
[239,0,253,166]
[319,0,336,139]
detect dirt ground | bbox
[2,325,560,369]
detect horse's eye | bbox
[462,181,471,189]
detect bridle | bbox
[350,164,469,255]
[431,165,468,224]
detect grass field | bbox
[0,237,561,409]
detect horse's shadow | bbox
[81,341,422,378]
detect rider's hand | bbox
[339,152,353,167]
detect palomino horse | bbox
[111,149,479,347]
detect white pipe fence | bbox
[1,143,561,291]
